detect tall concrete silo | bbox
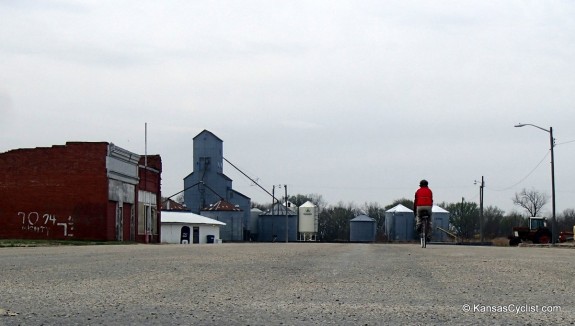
[298,201,318,241]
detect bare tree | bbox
[361,202,387,241]
[512,188,548,217]
[558,208,575,231]
[482,206,505,238]
[288,193,327,210]
[446,201,479,240]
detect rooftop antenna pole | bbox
[480,176,484,243]
[144,122,149,243]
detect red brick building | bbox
[0,142,161,243]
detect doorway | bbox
[180,226,190,244]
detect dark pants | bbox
[415,206,432,239]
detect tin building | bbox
[183,130,251,239]
[201,199,244,241]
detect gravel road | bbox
[0,243,573,325]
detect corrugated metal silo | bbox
[385,204,414,241]
[258,203,298,242]
[349,214,376,242]
[249,208,262,241]
[298,201,318,241]
[432,205,450,242]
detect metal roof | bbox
[432,205,449,213]
[386,204,413,213]
[386,204,449,213]
[350,214,375,222]
[300,201,316,208]
[260,203,297,216]
[161,211,226,225]
[203,199,241,211]
[193,129,223,142]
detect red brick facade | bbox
[136,155,162,243]
[0,142,162,243]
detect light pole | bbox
[474,176,485,243]
[514,123,556,244]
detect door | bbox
[181,226,190,244]
[193,227,200,244]
[116,202,123,241]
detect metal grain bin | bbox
[432,206,450,242]
[258,203,298,242]
[385,204,414,242]
[349,214,376,242]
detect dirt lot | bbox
[0,243,573,325]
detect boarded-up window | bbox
[151,206,158,235]
[138,202,145,235]
[138,191,157,235]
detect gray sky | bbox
[1,1,574,215]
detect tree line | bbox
[252,189,575,242]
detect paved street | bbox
[0,243,573,325]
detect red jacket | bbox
[414,186,433,209]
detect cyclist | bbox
[414,179,433,242]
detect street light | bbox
[474,176,485,243]
[514,123,556,244]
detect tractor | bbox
[508,216,552,246]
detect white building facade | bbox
[161,211,225,244]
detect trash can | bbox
[206,235,215,244]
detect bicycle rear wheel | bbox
[421,223,427,248]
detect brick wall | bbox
[0,142,110,240]
[136,155,162,243]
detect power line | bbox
[223,157,282,202]
[556,139,575,146]
[490,151,550,191]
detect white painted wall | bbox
[161,223,221,244]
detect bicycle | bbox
[418,209,431,248]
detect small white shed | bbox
[161,211,225,244]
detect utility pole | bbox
[285,184,288,243]
[514,123,557,243]
[478,176,485,243]
[271,185,275,241]
[550,127,557,244]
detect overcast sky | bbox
[1,1,574,215]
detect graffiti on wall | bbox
[18,212,74,237]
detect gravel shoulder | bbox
[0,243,573,325]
